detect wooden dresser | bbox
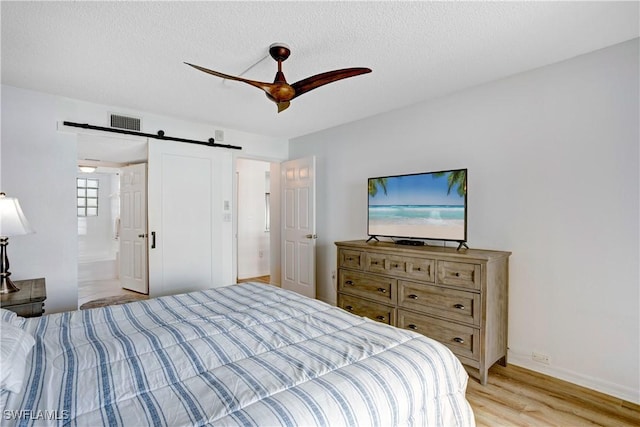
[336,240,510,385]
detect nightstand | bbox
[1,277,47,317]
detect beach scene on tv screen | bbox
[368,170,466,240]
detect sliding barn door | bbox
[281,156,316,298]
[147,140,233,297]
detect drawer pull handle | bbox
[415,267,421,271]
[376,315,386,321]
[345,305,354,311]
[454,272,461,277]
[345,280,354,285]
[453,304,465,310]
[453,337,465,344]
[377,287,387,293]
[372,261,379,265]
[393,263,400,268]
[346,257,353,261]
[408,294,418,300]
[408,324,418,330]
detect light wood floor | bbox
[237,275,271,285]
[467,364,639,426]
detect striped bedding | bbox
[2,283,475,426]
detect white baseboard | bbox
[508,350,639,404]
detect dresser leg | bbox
[479,368,488,385]
[498,355,508,367]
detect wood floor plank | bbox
[467,365,639,426]
[237,275,271,284]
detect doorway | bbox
[236,158,272,284]
[76,165,145,307]
[76,133,148,307]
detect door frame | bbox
[232,155,282,286]
[73,130,149,305]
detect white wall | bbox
[1,84,289,314]
[290,39,639,403]
[236,158,271,279]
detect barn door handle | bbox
[151,231,156,249]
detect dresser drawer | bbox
[398,310,480,361]
[338,249,363,269]
[365,253,435,282]
[403,256,435,282]
[398,281,480,327]
[437,261,481,290]
[365,252,387,274]
[338,294,395,325]
[338,270,396,304]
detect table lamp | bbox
[0,193,34,293]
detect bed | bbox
[1,282,475,426]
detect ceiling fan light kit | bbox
[186,42,371,113]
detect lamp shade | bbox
[0,193,33,237]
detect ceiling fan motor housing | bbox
[269,43,291,62]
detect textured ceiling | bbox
[1,1,638,139]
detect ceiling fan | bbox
[185,43,372,113]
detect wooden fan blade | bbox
[185,62,275,93]
[291,67,371,99]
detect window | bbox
[77,178,99,216]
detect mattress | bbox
[1,282,475,426]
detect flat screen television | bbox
[367,168,467,243]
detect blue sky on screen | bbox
[369,172,465,206]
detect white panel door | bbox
[119,163,148,293]
[147,140,233,297]
[281,156,316,298]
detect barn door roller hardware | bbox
[63,121,242,150]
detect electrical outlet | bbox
[532,352,550,365]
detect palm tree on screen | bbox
[368,178,388,197]
[434,170,466,197]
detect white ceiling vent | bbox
[109,113,141,131]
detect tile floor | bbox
[78,278,147,308]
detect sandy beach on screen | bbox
[369,222,465,240]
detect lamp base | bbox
[0,276,20,294]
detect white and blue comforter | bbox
[3,283,474,426]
